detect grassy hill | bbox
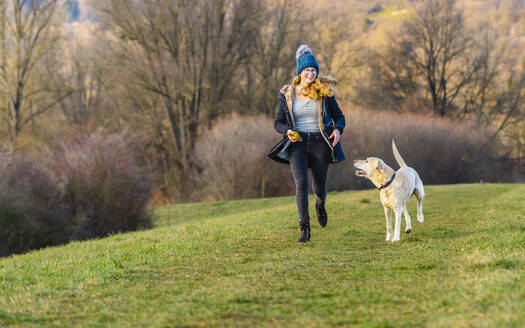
[1,184,524,327]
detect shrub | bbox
[0,154,70,257]
[0,129,152,257]
[48,129,152,239]
[328,109,512,190]
[193,110,512,201]
[193,114,294,201]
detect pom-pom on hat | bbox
[296,44,320,76]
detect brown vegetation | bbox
[193,114,294,201]
[0,129,151,256]
[190,110,511,201]
[0,0,523,203]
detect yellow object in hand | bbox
[288,131,303,142]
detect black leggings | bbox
[287,131,331,224]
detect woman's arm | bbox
[326,96,346,134]
[274,94,290,135]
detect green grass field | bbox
[1,184,524,327]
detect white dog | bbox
[353,140,425,242]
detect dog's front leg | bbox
[392,207,402,242]
[384,207,393,241]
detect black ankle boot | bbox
[298,220,310,243]
[316,203,327,227]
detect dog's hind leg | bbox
[402,205,412,234]
[384,207,393,242]
[414,178,425,224]
[416,198,424,224]
[392,207,402,242]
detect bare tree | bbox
[92,0,261,200]
[238,0,305,116]
[0,0,69,147]
[43,32,109,128]
[351,42,420,111]
[313,8,358,87]
[455,30,525,137]
[407,0,480,117]
[490,69,525,138]
[361,0,486,117]
[0,0,7,141]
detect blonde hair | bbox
[293,75,334,100]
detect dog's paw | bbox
[385,234,393,242]
[391,236,400,242]
[417,216,424,224]
[405,228,411,234]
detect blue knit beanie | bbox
[296,45,319,76]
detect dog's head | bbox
[353,157,394,186]
[353,157,385,177]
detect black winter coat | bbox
[268,85,346,164]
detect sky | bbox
[62,0,99,44]
[66,0,80,21]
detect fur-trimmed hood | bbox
[279,75,338,98]
[316,75,338,95]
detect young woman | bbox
[268,45,346,243]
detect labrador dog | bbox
[353,140,425,242]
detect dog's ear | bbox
[376,160,385,172]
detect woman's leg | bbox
[287,142,309,224]
[309,137,331,227]
[309,138,331,206]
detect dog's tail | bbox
[392,139,407,168]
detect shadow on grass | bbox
[0,311,46,326]
[468,258,523,271]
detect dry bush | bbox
[0,153,69,257]
[193,113,294,201]
[328,109,512,190]
[193,110,511,201]
[0,129,152,257]
[48,129,152,239]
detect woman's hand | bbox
[329,129,340,147]
[287,129,301,143]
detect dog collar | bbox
[379,173,396,191]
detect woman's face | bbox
[300,67,317,85]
